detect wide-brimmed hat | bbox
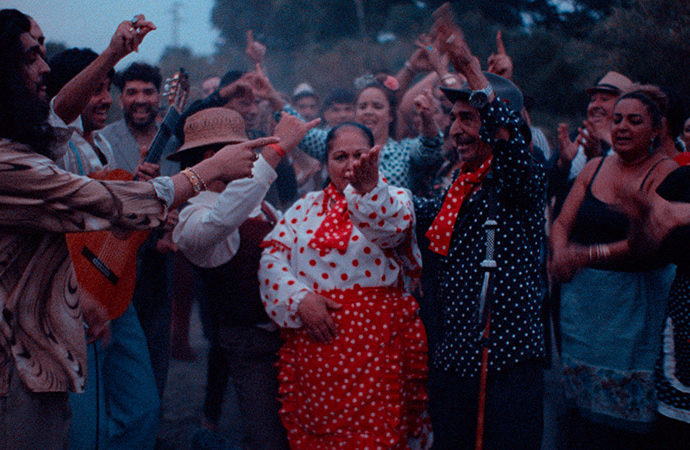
[440,72,524,113]
[168,107,248,161]
[585,71,633,96]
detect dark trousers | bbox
[563,411,677,450]
[0,366,70,449]
[430,360,544,450]
[203,335,230,424]
[212,325,288,449]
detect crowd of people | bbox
[1,3,690,449]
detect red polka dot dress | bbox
[259,175,430,448]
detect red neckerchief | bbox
[425,157,492,256]
[308,183,353,252]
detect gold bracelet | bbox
[597,244,611,261]
[181,168,204,194]
[187,166,208,191]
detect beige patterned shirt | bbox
[0,139,167,394]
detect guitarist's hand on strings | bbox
[134,161,160,181]
[81,292,111,346]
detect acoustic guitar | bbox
[66,69,189,320]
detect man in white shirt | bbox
[171,107,318,447]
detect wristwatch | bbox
[469,83,493,109]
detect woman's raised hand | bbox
[298,292,342,343]
[347,145,381,194]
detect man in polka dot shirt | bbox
[413,16,547,449]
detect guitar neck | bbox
[136,106,181,178]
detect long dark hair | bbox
[0,9,54,156]
[616,90,664,150]
[617,90,664,130]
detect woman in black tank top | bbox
[551,91,676,281]
[550,90,678,447]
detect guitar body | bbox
[66,69,188,320]
[66,169,151,320]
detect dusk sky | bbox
[3,0,220,67]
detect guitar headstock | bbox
[162,68,190,112]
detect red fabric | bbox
[425,157,493,256]
[308,184,353,253]
[674,152,690,167]
[277,286,430,449]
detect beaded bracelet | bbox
[181,167,206,194]
[187,167,208,191]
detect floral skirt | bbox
[277,286,430,449]
[560,266,675,431]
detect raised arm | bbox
[344,145,416,248]
[173,114,320,266]
[53,15,156,124]
[487,30,513,80]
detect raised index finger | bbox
[245,136,280,149]
[246,29,254,45]
[303,118,322,131]
[496,30,506,55]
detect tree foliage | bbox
[160,0,690,139]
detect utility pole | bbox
[170,1,182,48]
[353,0,366,40]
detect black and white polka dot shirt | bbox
[414,99,546,377]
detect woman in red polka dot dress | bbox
[259,122,430,448]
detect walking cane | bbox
[475,217,498,450]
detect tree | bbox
[589,0,690,103]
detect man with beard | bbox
[100,62,177,400]
[0,10,174,448]
[101,62,171,176]
[413,14,547,449]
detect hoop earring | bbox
[649,136,658,155]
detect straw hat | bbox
[168,107,248,161]
[586,71,634,96]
